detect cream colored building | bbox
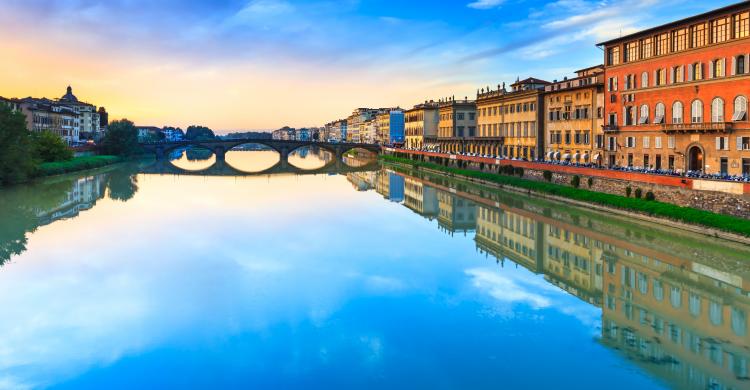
[545,65,606,165]
[437,99,477,154]
[405,102,439,150]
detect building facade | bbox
[18,98,80,144]
[436,98,477,154]
[59,86,101,141]
[376,109,405,145]
[347,108,380,143]
[475,78,549,159]
[545,66,606,165]
[600,3,750,174]
[404,102,439,150]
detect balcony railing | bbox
[661,122,734,133]
[603,125,619,132]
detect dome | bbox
[60,86,78,103]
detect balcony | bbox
[661,122,734,133]
[603,125,619,132]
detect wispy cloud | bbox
[467,0,506,10]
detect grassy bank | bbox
[381,154,750,237]
[36,155,122,177]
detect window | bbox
[717,136,730,151]
[639,105,649,124]
[712,16,730,43]
[691,100,703,123]
[668,136,676,149]
[672,101,684,124]
[712,98,725,122]
[712,58,725,78]
[655,136,663,149]
[672,66,684,83]
[469,113,475,120]
[657,33,670,55]
[641,72,649,88]
[736,12,750,39]
[734,96,748,121]
[654,69,666,86]
[641,37,653,59]
[731,307,747,336]
[654,280,664,301]
[673,28,688,52]
[670,286,682,308]
[624,106,635,126]
[654,103,665,124]
[626,136,636,148]
[689,293,701,317]
[737,55,747,75]
[710,300,723,325]
[625,41,639,62]
[691,62,703,80]
[643,136,650,148]
[692,22,707,47]
[607,46,620,66]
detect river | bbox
[0,147,748,389]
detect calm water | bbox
[1,148,748,389]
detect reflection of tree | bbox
[185,147,213,161]
[0,203,36,266]
[107,170,139,202]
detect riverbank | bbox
[380,154,750,238]
[36,155,123,178]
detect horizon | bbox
[0,0,737,133]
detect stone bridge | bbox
[140,139,382,163]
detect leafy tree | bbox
[100,119,141,156]
[32,131,73,163]
[185,125,215,141]
[0,104,35,185]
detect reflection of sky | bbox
[0,171,662,389]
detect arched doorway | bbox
[687,145,704,172]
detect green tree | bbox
[100,119,141,156]
[32,131,73,163]
[0,104,35,185]
[185,125,215,141]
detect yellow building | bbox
[543,223,604,305]
[405,102,439,150]
[437,98,477,154]
[545,65,606,165]
[474,78,549,159]
[376,111,391,145]
[475,206,544,273]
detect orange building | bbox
[599,3,750,175]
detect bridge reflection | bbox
[351,166,750,390]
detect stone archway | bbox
[687,144,704,172]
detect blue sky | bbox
[0,0,738,130]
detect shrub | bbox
[32,131,73,163]
[587,177,594,188]
[543,170,553,182]
[571,175,581,188]
[645,191,656,201]
[635,188,643,199]
[515,167,524,177]
[36,155,121,177]
[625,186,632,197]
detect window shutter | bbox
[738,136,744,151]
[746,54,750,74]
[709,60,715,79]
[681,65,686,82]
[722,58,727,77]
[732,56,737,76]
[716,137,721,150]
[725,137,730,151]
[653,70,658,85]
[688,64,694,81]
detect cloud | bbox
[467,0,506,10]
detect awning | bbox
[562,153,571,161]
[593,153,601,161]
[547,151,555,160]
[572,153,580,161]
[582,153,590,162]
[554,152,561,160]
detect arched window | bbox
[711,97,725,122]
[713,58,724,78]
[737,55,746,75]
[672,101,684,124]
[639,104,649,124]
[641,72,649,88]
[691,100,703,123]
[655,103,666,124]
[733,95,748,121]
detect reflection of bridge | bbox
[140,139,381,164]
[140,158,380,177]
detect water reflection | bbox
[225,144,280,173]
[169,147,216,171]
[288,146,334,170]
[352,166,750,390]
[0,160,748,388]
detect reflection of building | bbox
[403,177,438,218]
[599,3,750,174]
[405,102,439,150]
[475,206,544,273]
[35,174,108,226]
[347,171,377,192]
[543,223,604,305]
[601,244,750,389]
[544,66,605,166]
[437,190,476,234]
[388,172,404,202]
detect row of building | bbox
[1,86,108,145]
[328,2,750,176]
[348,167,750,390]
